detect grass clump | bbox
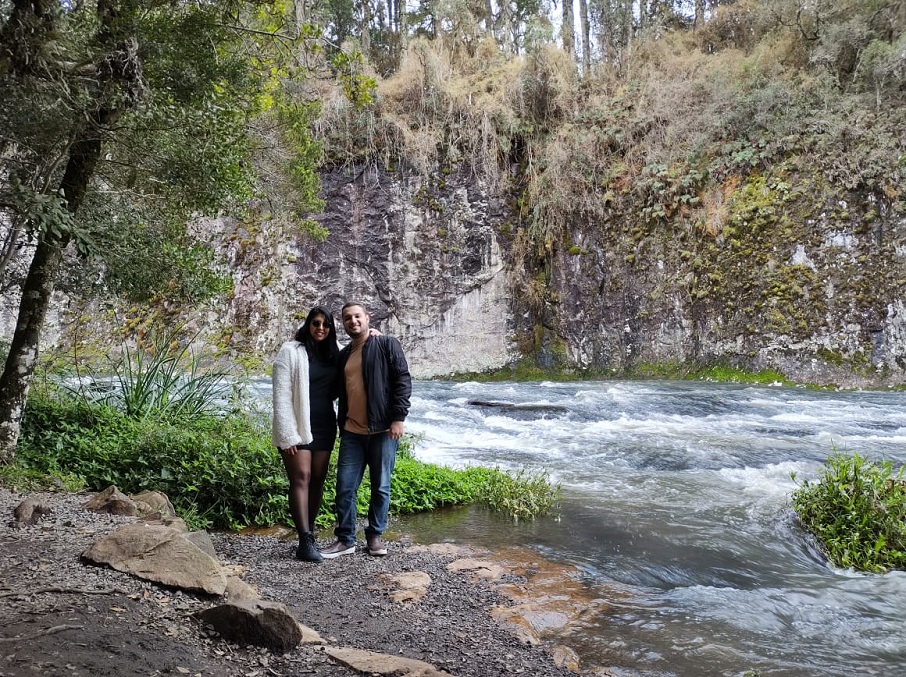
[792,453,906,573]
[692,364,794,386]
[17,389,286,530]
[474,466,560,523]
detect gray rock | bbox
[194,600,304,653]
[224,575,259,601]
[9,498,51,528]
[130,490,176,519]
[81,522,227,595]
[184,530,218,559]
[83,486,137,516]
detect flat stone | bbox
[81,522,227,595]
[376,571,432,603]
[446,558,507,582]
[324,646,451,676]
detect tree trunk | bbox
[578,0,590,74]
[398,0,407,51]
[0,231,69,463]
[694,0,705,28]
[360,0,372,59]
[0,29,136,461]
[562,0,575,60]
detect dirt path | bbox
[0,488,577,677]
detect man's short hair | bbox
[341,301,368,316]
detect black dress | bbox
[299,356,338,451]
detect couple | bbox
[271,302,411,563]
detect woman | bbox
[271,306,340,563]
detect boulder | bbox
[83,486,137,516]
[82,522,227,595]
[9,498,51,528]
[224,576,259,602]
[194,600,305,653]
[130,490,176,519]
[184,530,218,559]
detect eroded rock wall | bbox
[217,165,514,378]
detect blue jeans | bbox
[333,431,399,544]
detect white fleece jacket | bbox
[271,341,313,449]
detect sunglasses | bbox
[310,320,330,329]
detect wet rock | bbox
[466,400,569,414]
[446,558,507,582]
[551,644,580,671]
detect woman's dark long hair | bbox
[294,306,340,363]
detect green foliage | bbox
[332,49,377,108]
[691,365,794,386]
[475,466,561,522]
[14,384,560,528]
[792,453,906,572]
[17,388,287,530]
[0,0,325,311]
[0,459,86,494]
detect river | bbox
[386,379,906,677]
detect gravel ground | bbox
[0,488,578,677]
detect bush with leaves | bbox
[16,383,561,529]
[792,453,906,573]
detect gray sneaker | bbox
[321,540,356,559]
[366,535,388,556]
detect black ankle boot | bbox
[295,532,323,563]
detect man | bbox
[321,302,412,558]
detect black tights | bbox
[281,449,331,537]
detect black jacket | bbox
[337,335,412,433]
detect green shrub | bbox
[792,453,906,572]
[17,389,286,530]
[476,466,561,522]
[16,387,560,529]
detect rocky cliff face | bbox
[215,164,514,378]
[221,162,905,387]
[5,163,903,387]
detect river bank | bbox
[0,487,582,677]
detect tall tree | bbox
[0,0,318,462]
[562,0,575,59]
[578,0,591,72]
